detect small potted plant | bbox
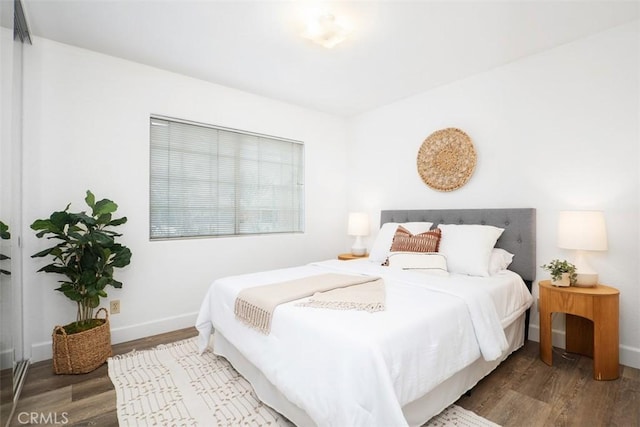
[31,191,132,374]
[541,259,577,287]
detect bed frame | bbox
[213,208,536,426]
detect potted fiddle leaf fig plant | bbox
[541,259,577,287]
[31,190,132,374]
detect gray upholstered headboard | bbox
[380,208,536,284]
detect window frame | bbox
[149,115,305,240]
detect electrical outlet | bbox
[110,300,121,314]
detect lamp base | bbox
[575,272,598,287]
[351,247,366,256]
[351,235,366,256]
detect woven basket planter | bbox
[52,307,112,375]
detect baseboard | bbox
[526,324,565,348]
[30,311,198,363]
[528,324,640,370]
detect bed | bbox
[196,208,536,426]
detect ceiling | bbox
[22,1,639,117]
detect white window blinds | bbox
[150,117,304,239]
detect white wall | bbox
[348,21,640,369]
[22,38,351,362]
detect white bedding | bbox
[196,259,533,427]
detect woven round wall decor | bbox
[417,128,477,192]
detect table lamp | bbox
[348,212,369,256]
[557,210,607,287]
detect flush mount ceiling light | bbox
[302,12,352,48]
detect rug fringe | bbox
[108,337,197,361]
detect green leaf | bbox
[93,199,118,217]
[32,210,72,235]
[111,246,132,268]
[69,212,96,226]
[56,283,75,292]
[87,294,100,308]
[107,216,127,227]
[30,218,55,232]
[96,277,109,289]
[50,210,72,230]
[97,213,112,225]
[67,231,85,241]
[85,190,96,209]
[101,247,112,262]
[80,250,100,272]
[0,220,10,240]
[79,265,98,284]
[38,264,69,275]
[32,247,55,258]
[32,243,66,259]
[59,288,82,302]
[50,246,64,255]
[89,230,114,246]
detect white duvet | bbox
[196,259,533,427]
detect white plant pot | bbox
[551,272,571,287]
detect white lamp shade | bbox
[347,212,369,236]
[557,210,607,251]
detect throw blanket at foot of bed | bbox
[234,273,384,334]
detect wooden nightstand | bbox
[338,253,368,261]
[538,280,619,380]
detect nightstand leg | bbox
[592,295,619,380]
[539,309,553,366]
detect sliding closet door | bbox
[1,0,29,425]
[0,0,17,424]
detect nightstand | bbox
[538,280,619,380]
[338,253,368,261]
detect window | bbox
[150,116,304,239]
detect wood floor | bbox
[9,328,640,427]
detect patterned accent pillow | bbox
[390,225,441,252]
[383,226,441,265]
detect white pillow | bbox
[488,248,514,275]
[369,222,433,263]
[437,224,504,277]
[387,251,449,276]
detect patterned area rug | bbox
[108,338,499,426]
